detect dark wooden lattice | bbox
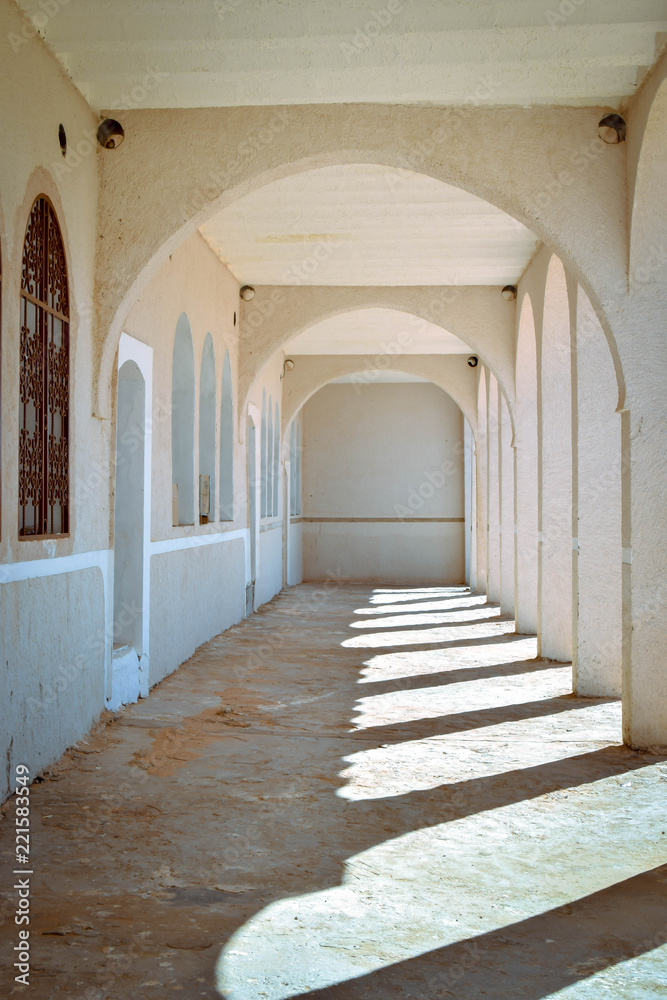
[19,197,69,537]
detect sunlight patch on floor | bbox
[356,638,539,682]
[350,606,504,628]
[216,757,665,1000]
[342,620,516,648]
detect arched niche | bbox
[171,313,195,526]
[267,395,274,518]
[219,350,234,521]
[273,402,280,517]
[260,390,267,518]
[199,332,216,522]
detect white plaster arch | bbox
[242,293,514,429]
[629,76,667,290]
[281,354,479,442]
[93,103,628,418]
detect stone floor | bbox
[1,584,666,999]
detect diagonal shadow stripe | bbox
[283,864,667,999]
[356,657,560,697]
[346,748,659,846]
[344,633,530,654]
[348,694,607,745]
[350,615,509,632]
[358,598,491,614]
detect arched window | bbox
[260,390,267,517]
[171,313,195,526]
[219,350,234,520]
[273,402,280,516]
[19,196,69,537]
[267,396,274,517]
[199,333,216,524]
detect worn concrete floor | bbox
[1,584,666,999]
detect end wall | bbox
[301,382,465,585]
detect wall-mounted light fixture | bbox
[501,285,517,301]
[598,113,626,144]
[281,359,295,379]
[240,285,255,301]
[467,356,478,368]
[97,118,125,149]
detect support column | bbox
[515,297,538,633]
[572,290,622,696]
[539,258,573,662]
[464,419,474,588]
[487,375,501,602]
[500,393,515,616]
[475,368,488,595]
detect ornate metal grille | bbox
[19,197,69,537]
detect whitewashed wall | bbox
[301,382,465,584]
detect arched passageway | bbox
[3,6,667,997]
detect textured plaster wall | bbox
[302,382,464,584]
[0,569,104,800]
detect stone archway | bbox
[94,103,628,417]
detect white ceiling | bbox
[200,164,539,286]
[285,309,470,355]
[16,0,667,109]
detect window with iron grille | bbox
[19,196,69,537]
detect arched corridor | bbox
[1,2,667,994]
